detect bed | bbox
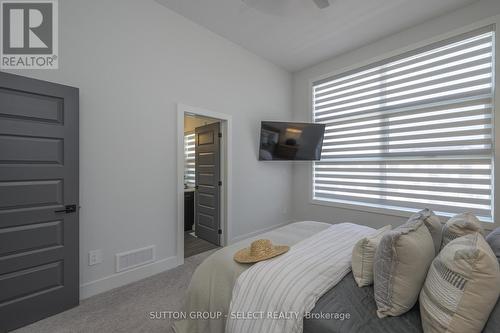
[305,271,500,333]
[304,272,422,333]
[172,221,500,333]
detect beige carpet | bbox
[14,250,216,333]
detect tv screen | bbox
[258,121,326,161]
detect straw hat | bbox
[233,239,289,263]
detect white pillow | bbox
[351,225,391,287]
[374,217,435,318]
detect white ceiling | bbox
[156,0,478,72]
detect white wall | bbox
[4,0,292,297]
[291,0,500,229]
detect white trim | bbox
[79,256,178,300]
[229,222,290,244]
[493,18,499,232]
[176,104,233,265]
[308,16,500,231]
[310,199,496,231]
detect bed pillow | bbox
[374,214,435,318]
[352,225,392,287]
[420,233,500,333]
[418,208,443,255]
[441,212,483,250]
[486,227,500,262]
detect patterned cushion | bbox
[486,227,500,262]
[352,225,392,287]
[374,214,435,318]
[441,212,483,250]
[420,233,500,333]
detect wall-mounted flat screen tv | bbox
[259,121,326,161]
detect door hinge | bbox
[218,229,222,235]
[195,185,199,190]
[218,181,222,186]
[218,132,222,138]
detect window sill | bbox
[310,198,497,231]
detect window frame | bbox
[308,23,499,230]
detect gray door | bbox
[194,122,221,246]
[0,72,79,332]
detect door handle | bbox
[55,204,77,214]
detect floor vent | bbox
[116,245,155,273]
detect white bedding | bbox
[173,221,331,333]
[172,221,374,333]
[225,223,374,333]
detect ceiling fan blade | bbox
[312,0,330,9]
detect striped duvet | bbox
[225,223,374,333]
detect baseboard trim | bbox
[229,221,290,244]
[79,255,178,300]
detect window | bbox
[312,26,495,222]
[184,132,196,187]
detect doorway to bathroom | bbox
[177,104,232,261]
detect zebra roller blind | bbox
[184,133,196,187]
[312,26,495,222]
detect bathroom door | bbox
[194,122,221,246]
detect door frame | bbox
[176,103,232,265]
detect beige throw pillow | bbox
[441,212,483,250]
[420,233,500,333]
[352,225,392,287]
[374,214,435,318]
[419,208,443,255]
